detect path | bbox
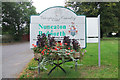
[2,42,33,78]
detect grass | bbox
[102,37,119,40]
[19,40,118,78]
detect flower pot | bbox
[73,52,81,59]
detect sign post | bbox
[98,15,101,67]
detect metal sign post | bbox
[98,15,101,67]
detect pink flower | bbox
[68,47,70,49]
[82,52,84,55]
[67,53,70,55]
[85,50,87,52]
[65,43,67,45]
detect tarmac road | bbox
[2,42,34,78]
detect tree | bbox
[2,1,37,41]
[65,2,119,38]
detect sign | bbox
[87,17,98,43]
[30,6,86,48]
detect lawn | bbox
[19,40,118,78]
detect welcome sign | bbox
[30,6,86,48]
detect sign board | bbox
[30,6,86,48]
[87,17,98,43]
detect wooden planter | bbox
[34,51,81,60]
[34,53,42,60]
[73,52,81,59]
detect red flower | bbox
[45,45,47,48]
[73,27,76,30]
[43,53,44,55]
[65,43,67,45]
[57,46,60,48]
[34,45,37,47]
[41,51,44,54]
[43,49,46,51]
[48,50,50,52]
[54,48,58,51]
[71,50,73,52]
[32,44,34,46]
[60,43,62,46]
[48,48,49,49]
[68,47,70,49]
[47,53,49,54]
[55,42,57,45]
[39,50,41,52]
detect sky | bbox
[32,0,66,13]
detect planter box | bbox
[34,51,81,60]
[73,52,81,59]
[34,53,42,60]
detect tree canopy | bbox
[2,2,37,41]
[65,2,119,37]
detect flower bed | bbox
[32,33,86,70]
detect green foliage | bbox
[65,2,119,37]
[2,2,37,41]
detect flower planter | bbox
[34,53,42,61]
[73,52,81,59]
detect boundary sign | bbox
[30,6,87,49]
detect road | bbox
[2,42,34,78]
